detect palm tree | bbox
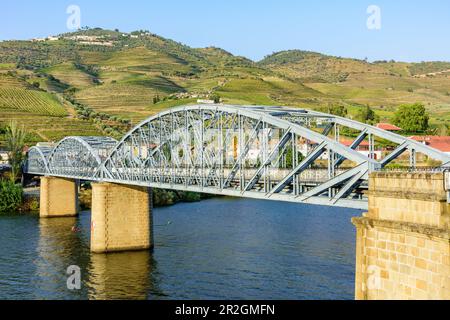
[5,121,27,182]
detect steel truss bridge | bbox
[24,105,450,210]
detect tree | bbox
[356,105,379,125]
[318,104,347,117]
[5,121,27,182]
[284,147,305,168]
[209,94,221,103]
[393,103,429,133]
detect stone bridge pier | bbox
[90,183,153,253]
[40,177,79,218]
[353,172,450,300]
[39,177,153,254]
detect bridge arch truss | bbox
[24,105,450,210]
[46,136,117,179]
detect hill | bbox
[0,28,449,145]
[260,50,450,124]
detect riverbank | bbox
[17,186,213,213]
[20,187,40,212]
[79,186,213,209]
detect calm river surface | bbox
[0,197,362,300]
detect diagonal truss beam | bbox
[244,129,292,192]
[297,164,366,201]
[335,129,368,168]
[322,122,334,136]
[269,141,327,195]
[331,168,368,203]
[381,142,409,168]
[223,119,263,188]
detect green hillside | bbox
[0,28,449,144]
[0,74,67,116]
[260,50,450,125]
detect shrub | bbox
[153,188,176,207]
[183,192,201,202]
[0,180,23,213]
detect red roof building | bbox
[339,138,383,160]
[409,136,450,153]
[376,123,402,131]
[340,139,370,150]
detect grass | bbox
[41,63,94,88]
[98,47,192,74]
[0,87,67,116]
[0,110,102,144]
[74,81,176,121]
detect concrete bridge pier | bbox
[40,176,79,218]
[90,183,153,254]
[353,172,450,300]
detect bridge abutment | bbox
[40,177,79,218]
[90,183,153,254]
[353,172,450,300]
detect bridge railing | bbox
[374,166,450,173]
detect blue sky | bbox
[1,1,449,62]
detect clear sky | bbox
[1,0,449,62]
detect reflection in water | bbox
[35,213,160,300]
[36,216,90,299]
[88,251,161,300]
[0,198,362,300]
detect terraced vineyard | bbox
[41,63,95,89]
[0,87,67,116]
[0,110,102,143]
[73,73,188,121]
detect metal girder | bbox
[223,118,263,188]
[322,123,335,136]
[297,165,366,201]
[306,109,450,165]
[381,142,409,167]
[244,129,292,192]
[331,169,368,203]
[46,136,117,178]
[335,129,368,168]
[23,104,450,210]
[269,141,327,195]
[25,146,52,174]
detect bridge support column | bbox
[90,183,153,253]
[353,172,450,300]
[40,177,79,218]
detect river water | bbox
[0,197,362,300]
